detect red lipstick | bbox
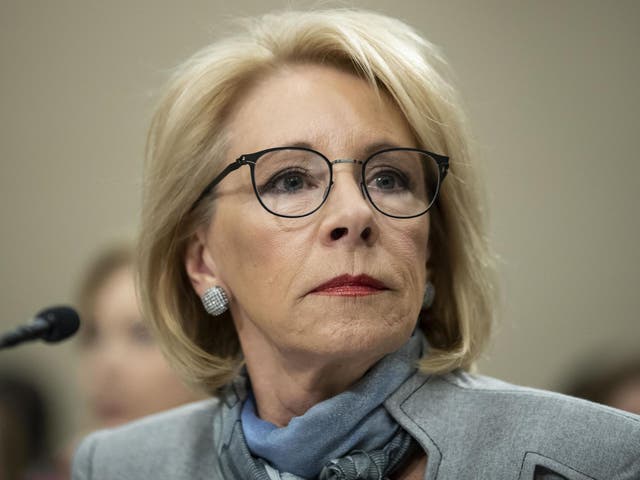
[311,274,388,296]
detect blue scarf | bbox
[240,331,424,478]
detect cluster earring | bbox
[422,282,435,310]
[201,285,229,316]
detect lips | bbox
[93,401,128,425]
[310,274,389,296]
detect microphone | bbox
[0,306,80,349]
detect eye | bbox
[366,168,409,192]
[259,168,318,195]
[130,321,154,345]
[278,172,304,192]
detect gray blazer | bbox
[72,370,640,479]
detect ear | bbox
[184,228,225,298]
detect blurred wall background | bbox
[1,0,638,453]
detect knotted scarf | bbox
[217,331,425,479]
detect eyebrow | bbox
[283,140,407,158]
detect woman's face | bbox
[79,266,195,427]
[189,64,430,365]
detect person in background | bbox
[57,245,200,476]
[564,357,640,415]
[75,244,199,429]
[0,375,52,480]
[58,245,200,477]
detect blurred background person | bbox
[1,244,201,480]
[563,356,640,415]
[0,375,53,480]
[54,244,201,477]
[2,246,203,480]
[75,244,199,429]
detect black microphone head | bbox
[36,306,80,342]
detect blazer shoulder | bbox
[387,371,640,479]
[443,370,640,426]
[72,398,221,480]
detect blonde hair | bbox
[138,8,497,393]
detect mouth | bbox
[310,274,389,297]
[92,399,128,424]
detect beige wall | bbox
[1,0,638,450]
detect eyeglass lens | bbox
[252,148,440,218]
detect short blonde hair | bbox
[138,8,497,393]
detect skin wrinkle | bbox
[186,64,429,427]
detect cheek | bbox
[131,351,190,401]
[123,349,176,393]
[386,216,429,274]
[210,207,310,302]
[129,348,167,373]
[79,354,98,393]
[413,217,430,272]
[384,219,430,319]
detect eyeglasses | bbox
[193,146,449,219]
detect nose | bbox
[319,166,378,247]
[90,339,127,383]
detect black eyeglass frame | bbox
[192,146,449,219]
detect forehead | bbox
[225,64,416,157]
[90,267,139,322]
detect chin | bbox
[301,316,415,361]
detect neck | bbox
[240,330,384,427]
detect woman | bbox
[56,245,199,478]
[73,9,640,480]
[75,245,198,429]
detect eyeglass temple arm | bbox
[435,154,449,180]
[193,156,248,207]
